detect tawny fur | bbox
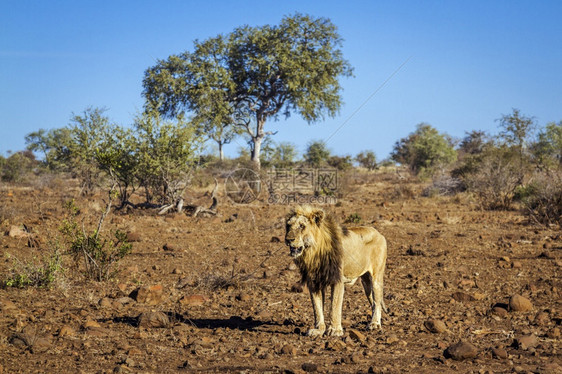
[285,205,388,337]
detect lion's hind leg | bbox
[361,272,383,330]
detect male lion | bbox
[285,205,387,337]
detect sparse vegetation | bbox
[3,248,63,289]
[60,197,131,282]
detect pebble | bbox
[131,285,164,305]
[58,325,76,337]
[126,232,141,242]
[491,347,508,359]
[348,328,366,343]
[514,334,537,350]
[509,295,533,312]
[301,362,318,372]
[452,291,475,302]
[534,311,549,325]
[444,341,478,360]
[138,311,170,328]
[99,297,113,308]
[179,294,207,307]
[281,344,297,355]
[491,306,508,318]
[424,319,447,333]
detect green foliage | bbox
[532,121,562,169]
[355,150,377,171]
[497,108,535,169]
[1,150,36,182]
[458,130,489,156]
[133,112,203,205]
[327,155,353,170]
[344,213,362,224]
[391,123,457,178]
[3,249,63,289]
[60,199,131,281]
[304,140,331,168]
[261,139,298,168]
[143,13,353,167]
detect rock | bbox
[281,344,297,355]
[534,311,549,325]
[444,341,478,360]
[176,276,194,289]
[386,334,399,344]
[179,294,207,307]
[270,236,281,243]
[509,295,533,312]
[325,340,346,351]
[138,311,170,328]
[83,319,101,329]
[348,328,366,343]
[452,291,476,302]
[10,327,52,353]
[126,231,141,242]
[491,347,508,359]
[115,296,135,305]
[491,306,508,318]
[424,319,447,333]
[131,285,164,305]
[8,225,28,239]
[99,297,113,308]
[302,362,318,372]
[514,334,538,350]
[58,325,76,337]
[287,262,298,271]
[290,283,304,293]
[162,243,177,251]
[511,261,522,269]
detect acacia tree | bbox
[143,13,353,168]
[497,108,535,168]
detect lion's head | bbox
[285,205,326,258]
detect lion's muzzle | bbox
[289,245,304,258]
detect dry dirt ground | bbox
[0,173,561,373]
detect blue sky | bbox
[1,0,561,160]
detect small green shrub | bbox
[344,213,362,224]
[3,249,63,289]
[60,199,132,281]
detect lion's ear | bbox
[310,209,325,226]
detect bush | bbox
[1,151,36,182]
[391,123,457,178]
[304,140,331,168]
[60,198,131,281]
[459,147,522,210]
[344,213,362,224]
[521,172,562,226]
[3,249,63,289]
[355,150,377,171]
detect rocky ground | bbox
[0,173,561,373]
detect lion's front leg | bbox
[307,290,325,337]
[327,282,344,336]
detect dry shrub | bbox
[422,176,465,197]
[392,184,416,200]
[521,172,562,226]
[461,150,522,210]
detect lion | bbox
[285,205,388,337]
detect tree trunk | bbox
[250,118,266,170]
[218,141,224,161]
[251,135,263,169]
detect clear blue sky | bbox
[1,0,561,160]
